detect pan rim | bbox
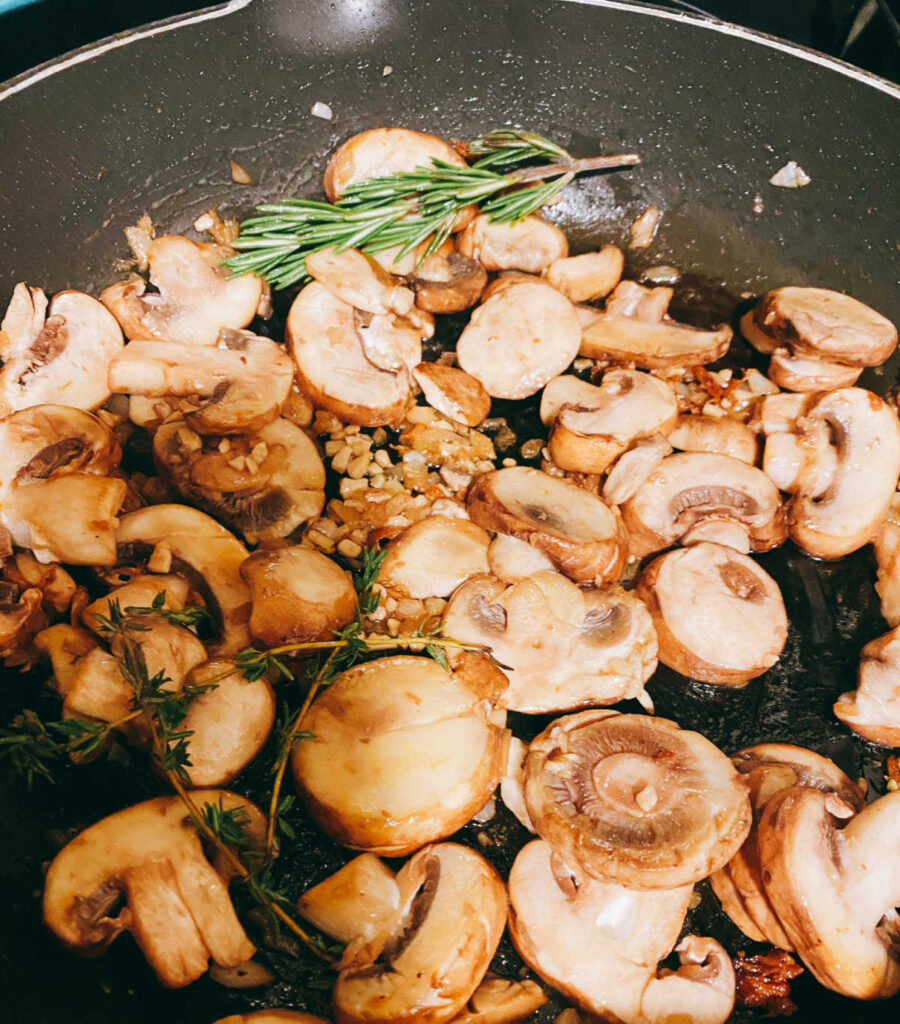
[0,0,898,106]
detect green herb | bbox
[224,129,639,289]
[121,592,211,632]
[0,710,62,788]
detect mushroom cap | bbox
[636,542,788,685]
[757,787,900,999]
[378,515,491,599]
[523,709,751,888]
[457,214,568,274]
[442,572,656,713]
[409,250,487,315]
[292,656,508,855]
[332,843,507,1024]
[100,235,262,346]
[456,281,581,400]
[467,467,627,583]
[667,414,759,465]
[286,282,410,426]
[412,363,491,427]
[621,451,787,559]
[240,545,357,646]
[543,246,624,303]
[835,624,900,746]
[767,348,861,392]
[755,286,898,368]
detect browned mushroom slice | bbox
[749,392,813,436]
[486,534,555,583]
[636,542,788,686]
[355,307,430,375]
[456,281,581,400]
[378,516,491,599]
[305,247,415,315]
[409,248,487,314]
[443,572,656,714]
[767,348,861,392]
[873,497,900,627]
[0,284,123,414]
[412,363,492,427]
[710,743,865,950]
[240,545,357,647]
[213,1013,329,1024]
[621,452,786,558]
[457,214,568,273]
[0,585,45,664]
[738,309,778,355]
[757,786,900,999]
[34,624,97,696]
[580,281,732,369]
[543,246,624,303]
[82,573,190,630]
[450,976,547,1024]
[467,467,626,582]
[286,282,410,426]
[547,369,678,475]
[292,656,508,856]
[153,418,325,544]
[755,286,898,367]
[538,375,607,426]
[523,710,751,888]
[601,435,673,506]
[100,235,262,346]
[667,414,758,464]
[834,625,900,745]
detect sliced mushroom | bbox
[331,843,507,1024]
[0,284,123,414]
[292,655,508,855]
[43,791,262,988]
[449,975,547,1024]
[443,572,656,713]
[757,786,900,999]
[543,246,624,303]
[108,331,294,434]
[100,235,262,346]
[287,282,410,426]
[480,271,543,302]
[486,534,555,583]
[498,736,535,832]
[412,363,491,427]
[467,467,626,583]
[834,626,900,745]
[710,743,865,950]
[667,414,758,464]
[621,452,786,558]
[457,214,568,273]
[240,545,357,646]
[0,585,45,663]
[355,307,430,376]
[539,375,608,426]
[580,281,732,369]
[305,247,415,316]
[523,710,751,888]
[34,624,97,696]
[873,497,900,627]
[213,1013,329,1024]
[601,435,673,506]
[456,281,581,399]
[153,418,325,544]
[738,309,778,355]
[546,370,678,475]
[378,516,490,599]
[409,248,487,314]
[508,840,734,1024]
[82,572,191,630]
[637,542,787,685]
[116,505,252,654]
[767,348,861,392]
[748,392,813,436]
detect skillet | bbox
[1,1,899,1020]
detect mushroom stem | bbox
[513,154,641,182]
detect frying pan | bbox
[1,1,899,1021]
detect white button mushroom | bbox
[408,246,488,314]
[305,246,416,316]
[543,245,624,303]
[667,413,759,465]
[767,348,861,392]
[873,496,900,627]
[457,214,569,273]
[486,534,556,583]
[834,625,900,746]
[412,362,492,427]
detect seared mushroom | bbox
[378,516,491,599]
[412,363,491,427]
[292,655,508,855]
[305,247,415,316]
[409,247,487,314]
[580,281,732,369]
[636,542,788,685]
[82,572,191,630]
[214,1013,329,1024]
[457,214,568,273]
[544,370,678,475]
[710,743,865,949]
[108,331,294,434]
[240,546,357,647]
[873,497,900,627]
[834,626,900,745]
[621,452,786,558]
[0,284,123,414]
[601,434,673,506]
[287,282,410,426]
[757,786,900,999]
[667,414,758,464]
[153,418,325,543]
[34,624,97,695]
[116,505,252,653]
[467,467,626,583]
[443,572,656,713]
[508,840,735,1024]
[498,737,535,832]
[767,348,861,392]
[543,246,624,303]
[449,976,546,1024]
[523,710,751,888]
[43,791,263,988]
[456,281,581,399]
[486,534,555,583]
[100,235,262,346]
[0,585,45,663]
[355,306,431,376]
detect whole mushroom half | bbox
[43,792,263,988]
[442,572,657,714]
[523,710,751,888]
[292,655,508,855]
[508,839,735,1024]
[467,467,627,583]
[834,625,900,745]
[636,542,788,686]
[0,283,123,414]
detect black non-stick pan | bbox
[1,2,899,1021]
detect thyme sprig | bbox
[224,129,640,288]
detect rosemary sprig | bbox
[224,129,639,289]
